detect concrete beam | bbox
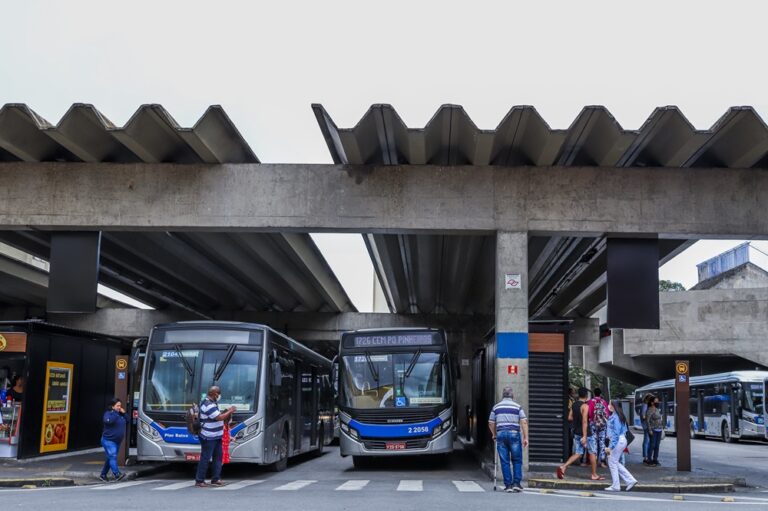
[1,163,768,237]
[46,309,490,341]
[623,288,768,366]
[569,317,600,346]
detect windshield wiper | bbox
[174,344,194,377]
[364,351,379,382]
[213,345,237,382]
[405,349,422,378]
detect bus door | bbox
[297,364,314,452]
[312,369,320,447]
[696,389,705,434]
[730,384,740,437]
[764,378,768,441]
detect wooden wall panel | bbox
[529,333,564,353]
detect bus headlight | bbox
[433,419,451,438]
[743,415,756,424]
[235,422,261,442]
[140,420,161,441]
[340,423,358,439]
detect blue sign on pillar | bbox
[496,332,528,358]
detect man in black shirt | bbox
[556,387,603,481]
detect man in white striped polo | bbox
[488,386,529,493]
[195,386,237,488]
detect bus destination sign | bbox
[351,333,436,348]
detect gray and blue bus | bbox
[336,328,455,467]
[633,371,767,443]
[137,321,335,470]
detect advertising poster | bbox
[39,362,73,453]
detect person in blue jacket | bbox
[100,398,127,483]
[604,400,638,492]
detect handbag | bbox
[625,428,635,446]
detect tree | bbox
[568,366,636,400]
[659,279,686,292]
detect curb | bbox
[527,478,735,493]
[0,477,75,488]
[52,462,172,484]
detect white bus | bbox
[137,321,335,470]
[634,371,767,443]
[336,328,455,467]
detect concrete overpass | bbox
[3,101,768,463]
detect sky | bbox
[2,1,768,311]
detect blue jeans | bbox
[195,437,223,483]
[100,437,121,477]
[496,430,523,487]
[649,429,662,462]
[642,425,651,460]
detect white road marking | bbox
[335,480,370,491]
[211,480,265,491]
[154,480,197,491]
[92,480,155,490]
[452,480,485,492]
[273,480,317,491]
[397,480,423,491]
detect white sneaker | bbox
[626,480,637,492]
[604,486,620,492]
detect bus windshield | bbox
[744,383,764,415]
[143,348,260,413]
[341,352,447,409]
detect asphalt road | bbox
[1,440,767,510]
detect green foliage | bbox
[659,279,686,291]
[568,365,636,400]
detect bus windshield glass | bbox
[744,383,764,415]
[144,348,260,413]
[341,352,447,409]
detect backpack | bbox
[185,403,201,435]
[592,398,608,430]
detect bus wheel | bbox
[352,456,370,469]
[270,430,289,472]
[722,422,735,443]
[313,425,325,457]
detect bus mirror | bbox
[332,363,339,392]
[271,362,282,386]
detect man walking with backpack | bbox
[588,388,610,468]
[195,386,237,488]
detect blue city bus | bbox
[633,371,767,443]
[336,328,455,467]
[137,321,335,470]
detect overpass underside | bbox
[2,102,768,464]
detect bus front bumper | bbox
[339,428,454,457]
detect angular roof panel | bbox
[0,103,259,163]
[313,103,768,169]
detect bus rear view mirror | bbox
[271,362,282,387]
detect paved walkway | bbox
[0,449,168,487]
[527,435,768,492]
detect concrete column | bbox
[494,232,529,464]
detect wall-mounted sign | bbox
[116,358,128,371]
[40,361,73,453]
[507,365,518,375]
[504,274,522,290]
[0,332,27,353]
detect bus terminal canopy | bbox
[1,102,768,319]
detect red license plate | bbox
[385,442,406,450]
[185,453,201,461]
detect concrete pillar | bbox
[494,232,529,464]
